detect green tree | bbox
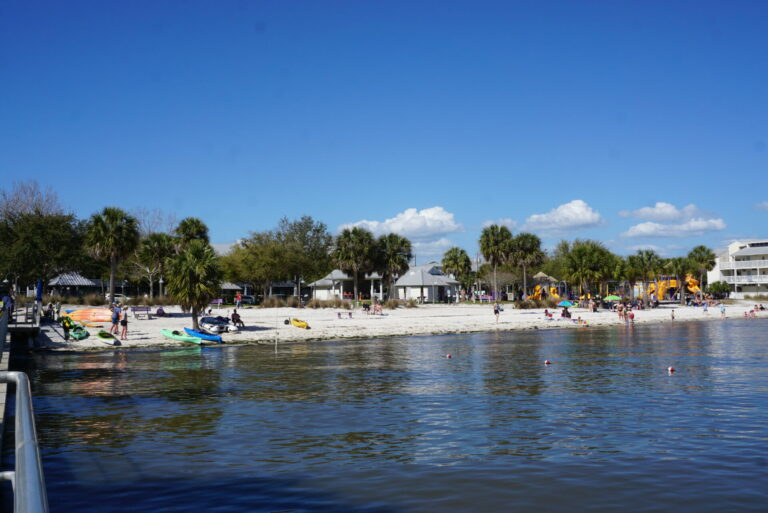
[333,227,377,303]
[165,239,222,330]
[633,249,663,301]
[135,232,175,298]
[85,207,140,303]
[687,245,716,296]
[0,212,83,288]
[174,217,209,248]
[707,280,731,298]
[376,233,413,299]
[276,216,334,300]
[565,240,613,295]
[479,224,513,299]
[510,232,544,298]
[665,256,695,304]
[442,246,473,293]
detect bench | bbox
[132,306,152,320]
[209,299,223,308]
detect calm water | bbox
[8,319,768,512]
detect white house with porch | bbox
[309,270,384,301]
[394,263,459,303]
[708,239,768,298]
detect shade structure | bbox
[557,300,575,307]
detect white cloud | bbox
[621,217,726,238]
[412,238,454,258]
[482,218,517,230]
[340,206,463,240]
[619,202,701,222]
[522,200,603,233]
[755,201,768,211]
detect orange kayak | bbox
[66,308,113,323]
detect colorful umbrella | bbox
[557,300,575,307]
[604,295,621,301]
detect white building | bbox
[708,240,768,298]
[394,263,459,303]
[309,270,384,301]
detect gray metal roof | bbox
[394,264,459,287]
[309,270,383,287]
[48,273,96,287]
[734,246,768,257]
[221,282,242,290]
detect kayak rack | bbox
[0,371,49,513]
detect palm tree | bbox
[565,240,612,295]
[137,232,175,298]
[376,233,413,300]
[665,256,694,305]
[333,227,376,304]
[688,245,716,297]
[174,217,209,249]
[479,224,513,299]
[165,239,221,330]
[442,247,472,295]
[634,249,663,301]
[510,232,544,298]
[85,207,140,303]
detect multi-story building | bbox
[708,240,768,298]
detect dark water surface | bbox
[11,319,768,512]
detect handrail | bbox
[0,371,49,513]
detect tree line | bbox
[0,182,721,322]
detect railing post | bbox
[0,371,49,513]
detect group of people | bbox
[110,303,129,340]
[616,304,635,324]
[362,302,384,315]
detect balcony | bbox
[719,259,768,270]
[722,275,768,284]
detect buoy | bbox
[544,360,551,365]
[446,354,452,359]
[668,366,675,373]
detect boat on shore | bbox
[184,327,223,343]
[161,329,203,345]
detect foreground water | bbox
[9,319,768,512]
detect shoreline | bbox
[35,300,766,351]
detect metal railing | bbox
[719,259,768,270]
[722,275,768,284]
[0,371,49,513]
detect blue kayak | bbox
[184,327,223,343]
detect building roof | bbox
[734,246,768,257]
[221,282,242,290]
[49,273,97,287]
[309,270,383,287]
[395,263,459,287]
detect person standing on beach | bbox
[235,291,242,308]
[119,307,129,340]
[493,302,500,323]
[720,304,726,318]
[110,303,121,334]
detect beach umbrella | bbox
[604,295,621,301]
[557,300,575,307]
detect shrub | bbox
[286,296,300,308]
[384,299,401,309]
[405,299,418,308]
[260,296,287,308]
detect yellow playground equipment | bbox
[647,274,701,300]
[531,285,561,300]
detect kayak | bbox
[68,308,114,323]
[83,323,103,328]
[97,330,121,346]
[184,327,223,343]
[70,325,89,340]
[161,329,203,345]
[290,318,310,329]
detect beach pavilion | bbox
[309,270,384,301]
[394,263,459,303]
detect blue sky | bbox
[2,1,766,261]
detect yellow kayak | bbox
[290,318,310,329]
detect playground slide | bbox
[531,285,543,300]
[549,287,560,299]
[686,274,701,294]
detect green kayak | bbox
[161,329,203,345]
[97,330,121,346]
[70,325,89,340]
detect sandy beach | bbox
[35,300,765,351]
